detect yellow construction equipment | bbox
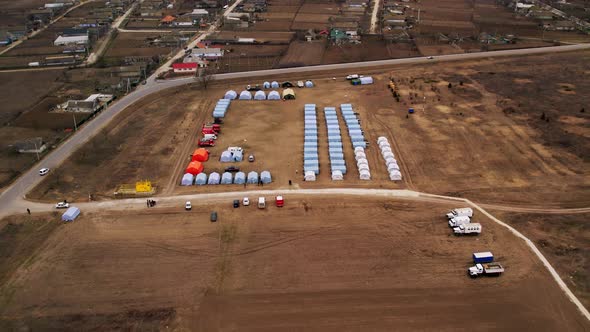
[115,180,156,197]
[136,180,152,193]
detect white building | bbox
[54,35,88,46]
[190,48,224,59]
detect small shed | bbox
[221,172,233,184]
[224,90,237,100]
[260,171,272,184]
[181,173,194,186]
[195,173,207,185]
[220,151,233,162]
[263,81,271,89]
[185,161,204,175]
[331,170,343,181]
[61,207,80,222]
[271,81,280,88]
[232,150,243,162]
[282,88,296,100]
[239,90,252,100]
[208,172,221,185]
[305,80,314,88]
[192,148,209,162]
[234,172,246,184]
[247,171,259,184]
[304,170,316,181]
[267,90,281,100]
[254,90,266,100]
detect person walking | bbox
[27,208,31,215]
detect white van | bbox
[258,197,265,209]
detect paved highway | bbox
[0,43,589,217]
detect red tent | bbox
[185,161,204,175]
[191,148,209,162]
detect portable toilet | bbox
[247,171,259,184]
[221,172,233,184]
[208,172,220,185]
[234,172,246,184]
[260,171,272,184]
[181,173,194,186]
[195,173,207,185]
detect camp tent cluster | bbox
[220,149,243,163]
[340,104,366,149]
[303,104,319,179]
[377,137,402,181]
[324,106,346,179]
[224,89,285,101]
[354,146,371,180]
[212,99,231,118]
[183,171,272,185]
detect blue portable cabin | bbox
[304,136,318,143]
[350,135,365,142]
[328,136,342,143]
[473,252,494,264]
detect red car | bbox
[198,139,215,147]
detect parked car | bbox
[225,166,240,173]
[233,199,240,208]
[39,168,50,176]
[248,154,255,162]
[275,195,284,207]
[427,56,434,59]
[198,139,215,147]
[243,197,250,206]
[210,211,218,222]
[246,84,261,91]
[281,81,294,88]
[185,201,192,211]
[55,201,69,209]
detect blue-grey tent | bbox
[181,173,194,186]
[304,136,318,143]
[350,135,365,142]
[341,104,352,108]
[304,129,318,135]
[61,207,80,222]
[352,141,367,148]
[330,159,346,166]
[304,153,318,160]
[304,160,319,167]
[220,151,233,162]
[304,142,318,148]
[330,152,344,160]
[271,81,280,88]
[326,129,340,135]
[224,90,237,100]
[324,107,336,111]
[254,90,266,100]
[263,81,271,89]
[348,129,363,136]
[232,150,243,162]
[304,165,319,175]
[247,171,258,184]
[208,172,220,185]
[304,147,318,154]
[331,165,347,174]
[195,173,207,185]
[325,115,338,120]
[329,147,343,153]
[305,80,314,88]
[328,136,342,143]
[234,172,246,184]
[260,171,272,184]
[305,104,316,109]
[329,142,343,148]
[221,172,233,184]
[268,90,281,100]
[239,90,252,100]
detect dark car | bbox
[233,199,240,208]
[225,166,240,173]
[210,211,217,222]
[282,81,294,88]
[246,85,261,91]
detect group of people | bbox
[146,199,157,207]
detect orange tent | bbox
[161,15,176,23]
[191,148,209,162]
[185,161,204,175]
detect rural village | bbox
[0,0,589,330]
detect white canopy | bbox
[359,170,371,180]
[304,171,316,181]
[331,170,343,181]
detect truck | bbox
[198,138,215,147]
[202,127,218,135]
[448,215,471,227]
[446,207,473,219]
[258,197,266,209]
[468,263,504,278]
[472,252,494,264]
[204,123,221,133]
[453,223,482,235]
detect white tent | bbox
[260,171,272,184]
[195,173,207,185]
[356,157,368,165]
[220,151,233,162]
[61,207,80,222]
[354,147,365,154]
[271,81,279,88]
[331,170,343,181]
[304,171,316,181]
[355,152,366,160]
[254,90,266,100]
[359,170,371,180]
[181,173,194,186]
[381,146,393,155]
[358,164,370,173]
[360,76,374,85]
[208,172,220,185]
[224,90,237,100]
[234,172,246,184]
[239,90,252,100]
[385,156,396,165]
[378,141,391,149]
[268,90,281,100]
[387,164,400,172]
[305,80,314,88]
[377,136,388,144]
[389,170,402,181]
[383,151,395,160]
[247,171,258,184]
[263,81,271,89]
[232,150,243,162]
[221,172,233,184]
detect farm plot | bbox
[278,40,326,67]
[3,198,584,330]
[103,32,176,63]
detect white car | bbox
[427,56,434,59]
[223,4,229,9]
[185,201,192,211]
[39,168,50,176]
[55,202,69,209]
[243,197,250,206]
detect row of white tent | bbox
[259,81,314,89]
[224,90,282,100]
[181,171,272,186]
[354,146,371,180]
[340,104,367,149]
[377,137,402,181]
[304,104,319,176]
[213,99,230,118]
[324,107,347,177]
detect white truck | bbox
[446,207,473,219]
[468,263,504,278]
[453,223,481,235]
[448,215,471,227]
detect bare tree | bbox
[196,68,215,90]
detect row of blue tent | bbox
[220,150,243,162]
[340,104,366,149]
[303,104,319,175]
[181,171,272,186]
[224,90,282,100]
[324,107,347,175]
[212,99,231,118]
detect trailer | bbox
[448,215,471,227]
[472,252,494,264]
[453,223,481,235]
[468,263,504,278]
[446,207,473,219]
